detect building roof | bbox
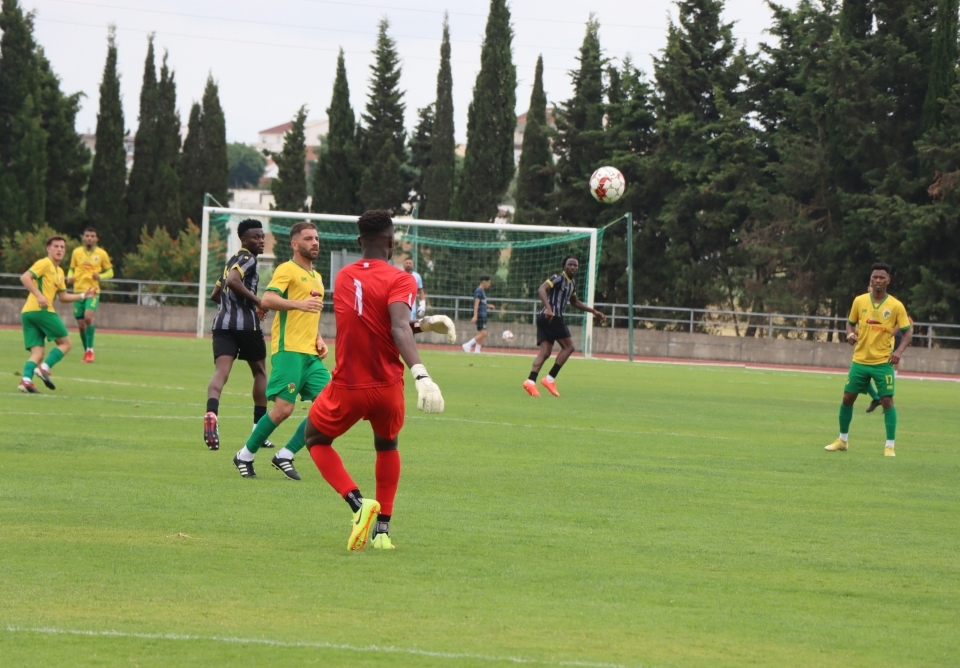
[259,122,293,136]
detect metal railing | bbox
[2,275,957,346]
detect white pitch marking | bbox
[2,626,633,668]
[0,412,248,420]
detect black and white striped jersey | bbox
[212,250,260,331]
[539,271,577,318]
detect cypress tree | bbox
[921,0,960,133]
[179,102,205,226]
[408,104,434,207]
[148,52,182,234]
[840,0,873,39]
[422,14,456,220]
[452,0,517,222]
[126,35,159,242]
[36,51,89,236]
[0,0,46,236]
[312,49,362,214]
[271,105,309,214]
[359,19,406,212]
[201,75,229,209]
[85,26,127,257]
[515,55,554,225]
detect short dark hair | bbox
[562,255,579,267]
[357,210,393,238]
[479,274,491,282]
[871,262,892,276]
[46,236,66,247]
[237,218,263,238]
[289,221,317,240]
[83,226,98,235]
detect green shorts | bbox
[73,295,100,319]
[21,310,69,349]
[266,351,330,404]
[845,361,895,397]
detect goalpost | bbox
[199,207,603,357]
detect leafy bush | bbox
[1,224,80,274]
[122,222,215,305]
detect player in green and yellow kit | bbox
[18,236,95,393]
[233,222,330,480]
[67,227,114,362]
[825,263,912,457]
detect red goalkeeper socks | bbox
[375,449,401,516]
[308,445,358,498]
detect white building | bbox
[255,118,328,154]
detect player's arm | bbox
[414,314,457,343]
[224,268,262,309]
[890,311,913,364]
[96,266,114,282]
[471,296,479,322]
[59,287,95,303]
[390,301,444,413]
[537,281,555,319]
[210,281,222,304]
[261,289,321,313]
[570,294,607,324]
[20,270,48,308]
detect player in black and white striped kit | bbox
[522,256,606,398]
[204,219,271,450]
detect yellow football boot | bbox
[824,438,848,452]
[884,446,896,457]
[371,533,396,550]
[347,498,380,552]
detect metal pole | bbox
[584,228,599,359]
[411,202,420,273]
[626,213,634,362]
[197,204,211,338]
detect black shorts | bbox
[536,314,572,344]
[476,317,487,331]
[212,329,266,362]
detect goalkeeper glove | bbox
[411,364,444,414]
[417,300,426,318]
[420,314,457,344]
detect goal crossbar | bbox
[199,207,600,357]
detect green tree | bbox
[0,0,38,162]
[123,221,203,303]
[179,102,205,226]
[228,142,266,188]
[515,55,553,225]
[271,105,309,213]
[85,26,127,259]
[359,19,406,212]
[552,17,607,228]
[0,222,79,273]
[840,0,872,39]
[408,104,434,207]
[452,0,517,222]
[422,15,456,220]
[147,52,181,235]
[126,35,159,245]
[921,0,960,133]
[36,51,89,236]
[201,75,229,209]
[312,49,362,214]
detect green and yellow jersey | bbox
[69,246,113,293]
[265,260,324,355]
[848,292,911,365]
[22,257,66,313]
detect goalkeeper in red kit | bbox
[304,210,449,551]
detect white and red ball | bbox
[502,330,514,343]
[589,166,626,204]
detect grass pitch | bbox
[1,329,958,667]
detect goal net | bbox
[198,207,603,356]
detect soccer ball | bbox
[589,166,626,204]
[502,330,514,343]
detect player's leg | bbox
[474,321,487,352]
[865,379,882,413]
[541,335,574,397]
[524,340,553,396]
[234,352,302,475]
[874,364,897,456]
[204,355,235,450]
[271,358,330,480]
[368,381,406,549]
[81,301,97,361]
[73,299,88,356]
[305,385,378,550]
[19,323,46,394]
[826,363,867,451]
[242,332,273,449]
[35,313,71,390]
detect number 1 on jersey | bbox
[353,278,363,316]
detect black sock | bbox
[377,513,391,523]
[345,489,364,513]
[548,364,563,379]
[528,371,538,382]
[253,405,267,424]
[206,398,219,415]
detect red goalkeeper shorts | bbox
[308,379,406,441]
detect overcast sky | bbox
[25,0,791,144]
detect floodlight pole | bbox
[625,212,634,362]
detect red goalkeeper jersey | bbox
[331,258,418,389]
